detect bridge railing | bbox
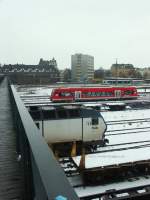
[0,75,5,84]
[9,84,79,200]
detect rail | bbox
[9,84,79,200]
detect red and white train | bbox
[50,86,138,102]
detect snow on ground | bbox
[106,121,150,133]
[97,141,150,152]
[75,175,150,197]
[16,85,53,96]
[101,109,150,122]
[16,85,150,197]
[73,108,150,169]
[73,145,150,169]
[106,130,150,146]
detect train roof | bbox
[52,86,137,91]
[104,102,125,106]
[56,86,136,88]
[73,145,150,169]
[29,105,102,120]
[84,102,125,106]
[80,107,102,118]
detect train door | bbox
[115,90,121,98]
[82,118,101,142]
[75,91,81,100]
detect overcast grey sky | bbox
[0,0,150,69]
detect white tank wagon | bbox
[29,106,107,154]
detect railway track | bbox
[19,95,150,103]
[19,90,150,199]
[59,157,79,177]
[57,110,150,200]
[106,117,150,124]
[59,144,150,199]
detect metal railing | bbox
[0,75,5,83]
[9,83,79,200]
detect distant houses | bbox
[0,58,60,84]
[1,56,150,84]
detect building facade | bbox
[71,53,94,82]
[111,63,135,78]
[0,58,60,84]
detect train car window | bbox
[82,92,87,96]
[91,92,94,96]
[124,90,133,95]
[35,122,40,129]
[94,106,101,111]
[92,118,99,125]
[98,92,102,96]
[91,92,96,96]
[60,92,71,97]
[43,110,56,120]
[29,106,39,111]
[68,109,80,118]
[87,92,92,96]
[61,92,65,96]
[57,109,68,119]
[108,92,113,96]
[105,92,108,96]
[30,111,41,120]
[82,92,89,97]
[71,92,75,97]
[66,92,72,96]
[101,92,105,96]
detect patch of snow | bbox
[73,146,150,168]
[75,176,150,197]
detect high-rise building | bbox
[71,53,94,82]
